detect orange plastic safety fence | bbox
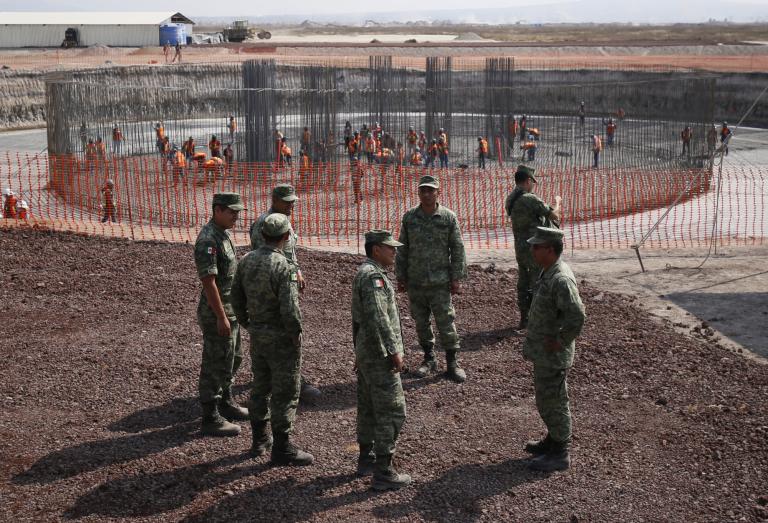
[1,152,766,251]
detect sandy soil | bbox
[1,227,767,522]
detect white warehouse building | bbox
[0,12,195,48]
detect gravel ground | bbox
[1,227,767,522]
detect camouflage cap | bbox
[272,184,298,202]
[527,226,564,245]
[364,229,403,247]
[262,213,291,237]
[418,175,439,189]
[212,192,245,211]
[515,165,537,183]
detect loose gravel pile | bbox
[1,227,766,522]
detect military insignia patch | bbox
[290,272,298,282]
[373,278,385,288]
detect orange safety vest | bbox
[229,120,237,132]
[209,139,221,153]
[721,127,731,139]
[480,139,489,154]
[96,142,106,157]
[301,154,310,169]
[204,157,223,170]
[281,144,292,157]
[17,208,28,220]
[438,143,449,155]
[365,137,376,153]
[156,126,165,140]
[428,143,439,156]
[681,128,692,141]
[347,138,358,154]
[509,120,518,135]
[102,188,114,209]
[529,128,541,137]
[86,143,97,157]
[522,141,536,150]
[302,130,311,144]
[174,150,186,168]
[183,140,195,155]
[606,123,616,135]
[4,195,18,218]
[112,128,123,141]
[410,152,422,165]
[193,151,207,162]
[407,130,417,144]
[162,140,171,155]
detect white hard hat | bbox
[3,188,13,196]
[106,179,114,186]
[18,200,28,209]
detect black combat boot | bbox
[524,434,553,455]
[249,420,273,457]
[270,434,314,466]
[414,343,437,378]
[372,454,411,491]
[516,310,529,331]
[200,402,241,437]
[356,444,376,477]
[299,376,322,405]
[445,351,466,383]
[527,439,570,472]
[219,388,250,421]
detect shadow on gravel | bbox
[300,380,357,412]
[461,327,522,351]
[178,473,372,522]
[64,452,259,519]
[107,384,250,433]
[373,458,540,521]
[12,422,199,486]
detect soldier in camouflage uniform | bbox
[396,175,467,383]
[249,184,321,404]
[523,226,585,472]
[504,166,561,330]
[194,192,250,437]
[232,213,313,466]
[353,230,411,490]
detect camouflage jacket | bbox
[249,209,299,267]
[352,259,403,362]
[194,219,238,323]
[395,204,467,286]
[505,187,553,242]
[523,259,586,369]
[231,246,302,337]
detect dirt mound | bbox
[77,44,113,57]
[0,227,766,521]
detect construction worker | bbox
[681,126,692,157]
[183,136,196,162]
[228,116,237,142]
[591,134,602,168]
[477,137,489,169]
[344,121,353,148]
[298,150,311,182]
[16,200,29,220]
[280,137,292,166]
[522,134,537,162]
[604,118,617,146]
[418,131,427,153]
[3,188,17,219]
[365,134,376,164]
[425,139,438,168]
[85,138,97,174]
[519,115,528,140]
[155,122,165,153]
[348,132,359,164]
[720,122,732,156]
[172,41,182,63]
[437,128,448,146]
[406,126,418,157]
[79,122,88,155]
[95,136,106,164]
[172,146,186,186]
[410,147,423,166]
[578,102,586,127]
[300,126,311,155]
[372,121,383,142]
[223,143,234,172]
[203,157,224,184]
[163,41,170,63]
[101,180,116,223]
[508,115,519,152]
[111,125,124,156]
[438,138,449,168]
[161,136,171,173]
[209,134,222,159]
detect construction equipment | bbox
[223,20,271,42]
[61,28,79,48]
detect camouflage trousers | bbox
[356,356,407,457]
[533,363,572,444]
[198,319,242,405]
[514,240,538,315]
[407,284,460,351]
[249,331,302,438]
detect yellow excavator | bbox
[223,20,271,42]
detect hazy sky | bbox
[1,0,766,19]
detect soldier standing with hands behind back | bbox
[505,165,561,330]
[194,192,250,438]
[232,213,313,466]
[352,230,411,490]
[522,226,585,472]
[396,175,467,383]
